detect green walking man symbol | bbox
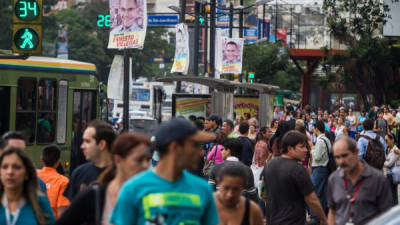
[20,28,34,49]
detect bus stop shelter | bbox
[157,76,279,127]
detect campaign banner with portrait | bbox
[219,37,244,74]
[108,0,147,49]
[171,23,190,74]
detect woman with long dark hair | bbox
[268,121,291,157]
[0,147,55,225]
[55,133,151,225]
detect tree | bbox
[242,42,301,91]
[323,0,400,107]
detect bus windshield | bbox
[132,88,150,101]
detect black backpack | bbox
[360,135,385,170]
[321,138,337,175]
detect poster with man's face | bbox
[171,23,190,74]
[220,37,243,74]
[108,0,147,49]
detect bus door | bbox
[70,90,97,175]
[0,86,10,136]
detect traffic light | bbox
[248,72,255,84]
[12,0,43,54]
[185,15,195,24]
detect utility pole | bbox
[297,13,300,48]
[229,2,233,38]
[290,7,293,48]
[176,0,186,93]
[194,1,200,76]
[210,0,216,78]
[262,4,266,38]
[123,50,129,131]
[238,0,244,94]
[275,0,278,41]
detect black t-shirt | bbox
[263,157,314,225]
[64,162,106,201]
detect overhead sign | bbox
[148,15,179,26]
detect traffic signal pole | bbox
[238,0,244,94]
[194,1,200,76]
[209,0,216,78]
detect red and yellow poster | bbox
[233,97,259,117]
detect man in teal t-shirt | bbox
[110,118,218,225]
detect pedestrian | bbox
[0,147,55,225]
[223,119,239,138]
[0,131,47,194]
[383,133,400,205]
[64,120,116,201]
[270,119,278,135]
[335,117,347,140]
[37,145,69,218]
[248,124,257,142]
[309,120,332,223]
[206,115,221,134]
[203,132,226,178]
[268,121,291,157]
[208,138,259,202]
[0,131,26,152]
[55,132,151,225]
[357,111,368,134]
[110,118,219,225]
[357,119,386,168]
[253,126,271,168]
[327,137,393,225]
[238,122,254,167]
[263,131,328,225]
[374,110,389,138]
[214,163,264,225]
[346,108,358,139]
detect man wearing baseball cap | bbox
[110,117,219,225]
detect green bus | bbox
[0,56,107,174]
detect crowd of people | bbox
[0,103,399,225]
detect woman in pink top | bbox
[204,132,227,168]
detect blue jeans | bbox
[310,166,328,221]
[387,173,398,205]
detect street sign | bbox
[148,15,179,27]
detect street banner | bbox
[244,28,258,43]
[258,18,270,39]
[57,25,68,59]
[234,97,259,118]
[218,37,244,74]
[245,7,258,28]
[171,23,190,74]
[108,0,147,49]
[107,55,132,100]
[217,0,229,27]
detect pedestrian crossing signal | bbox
[12,0,42,54]
[248,72,255,84]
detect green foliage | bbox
[242,43,301,91]
[323,0,400,107]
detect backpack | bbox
[360,135,385,170]
[321,138,337,175]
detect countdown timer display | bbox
[15,0,40,20]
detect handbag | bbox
[91,183,101,225]
[392,162,400,184]
[203,145,218,178]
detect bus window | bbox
[37,79,57,144]
[132,88,150,101]
[0,87,10,136]
[56,80,68,144]
[16,78,36,144]
[70,90,97,174]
